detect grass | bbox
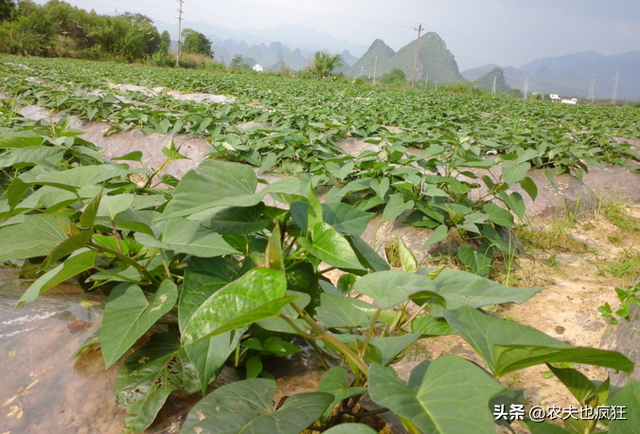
[597,248,640,281]
[514,218,590,254]
[599,200,640,232]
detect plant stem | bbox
[87,241,158,284]
[388,301,408,335]
[278,314,319,340]
[361,309,381,360]
[401,301,430,330]
[110,218,123,253]
[346,407,391,418]
[291,302,369,375]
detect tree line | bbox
[0,0,217,64]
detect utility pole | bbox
[176,0,184,67]
[522,72,529,99]
[491,76,497,96]
[587,75,596,103]
[424,70,429,90]
[410,23,424,88]
[373,56,378,85]
[611,71,620,104]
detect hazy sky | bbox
[35,0,640,70]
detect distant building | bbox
[549,94,578,105]
[252,64,265,72]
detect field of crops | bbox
[1,55,639,434]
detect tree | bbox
[379,68,407,86]
[312,51,342,78]
[230,54,244,70]
[159,30,170,54]
[0,0,15,22]
[181,28,211,56]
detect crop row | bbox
[2,55,640,274]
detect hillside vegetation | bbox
[0,0,164,62]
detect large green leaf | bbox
[134,218,239,257]
[444,305,568,375]
[0,214,69,262]
[179,257,232,332]
[315,293,375,328]
[547,364,597,405]
[185,331,245,395]
[397,236,419,273]
[444,306,634,376]
[352,270,441,309]
[349,236,390,272]
[498,191,526,220]
[457,245,492,277]
[417,268,543,317]
[609,379,640,434]
[412,315,455,336]
[421,224,449,249]
[0,146,65,169]
[502,160,531,187]
[293,201,374,238]
[18,248,96,306]
[0,131,44,149]
[368,357,505,434]
[182,268,290,346]
[323,202,373,237]
[482,203,514,227]
[298,222,365,270]
[43,230,94,266]
[115,331,194,434]
[369,334,422,365]
[180,378,333,434]
[179,258,238,394]
[101,280,179,368]
[317,367,367,420]
[382,193,414,222]
[323,424,379,434]
[493,345,634,377]
[20,164,138,191]
[160,161,299,220]
[97,194,135,219]
[307,186,324,235]
[205,203,269,235]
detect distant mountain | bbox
[153,19,365,71]
[519,51,640,100]
[346,33,463,84]
[256,24,367,57]
[347,39,395,78]
[340,50,359,67]
[474,67,511,93]
[463,51,640,100]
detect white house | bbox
[561,98,578,105]
[252,64,265,72]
